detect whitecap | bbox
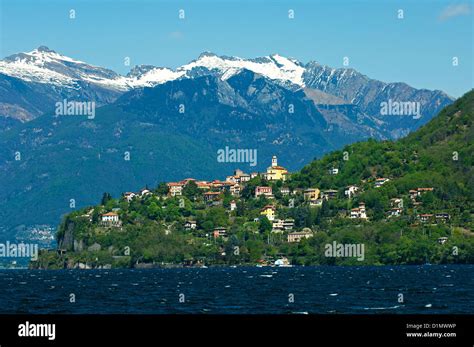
[329,293,338,296]
[364,305,401,310]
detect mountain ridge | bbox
[0,46,453,127]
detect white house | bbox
[272,219,284,233]
[123,192,136,202]
[419,214,434,223]
[140,188,152,197]
[101,212,119,222]
[344,185,359,198]
[100,212,122,227]
[282,219,295,231]
[311,199,324,207]
[435,213,450,223]
[184,220,197,230]
[168,182,183,197]
[271,219,295,233]
[438,237,448,244]
[230,184,241,197]
[374,178,390,188]
[226,175,239,184]
[389,208,402,217]
[239,174,251,182]
[287,231,313,243]
[350,203,367,219]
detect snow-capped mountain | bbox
[0,47,128,122]
[124,52,306,91]
[0,46,454,138]
[0,46,127,90]
[177,52,305,88]
[0,46,305,92]
[0,47,311,121]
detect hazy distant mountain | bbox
[303,62,454,138]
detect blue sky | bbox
[0,0,472,97]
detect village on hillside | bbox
[91,155,450,247]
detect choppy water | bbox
[0,265,472,314]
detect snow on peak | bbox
[0,46,129,90]
[126,67,185,87]
[0,47,308,91]
[122,52,307,89]
[0,48,78,87]
[20,46,87,65]
[177,52,306,87]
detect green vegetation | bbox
[31,91,474,268]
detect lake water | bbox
[0,265,472,314]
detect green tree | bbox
[101,192,112,205]
[183,181,200,199]
[259,217,272,234]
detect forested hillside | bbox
[32,91,474,269]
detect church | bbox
[265,155,288,181]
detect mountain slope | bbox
[291,89,474,207]
[304,62,454,138]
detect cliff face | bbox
[57,219,76,252]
